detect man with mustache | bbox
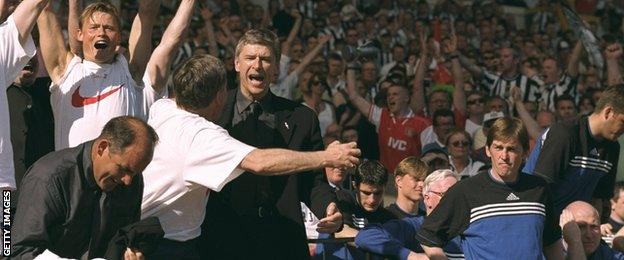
[200,29,347,259]
[36,0,189,150]
[416,118,584,259]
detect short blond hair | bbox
[80,1,121,30]
[395,156,428,180]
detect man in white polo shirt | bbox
[0,0,48,190]
[140,54,360,258]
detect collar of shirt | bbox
[235,88,275,115]
[81,141,99,191]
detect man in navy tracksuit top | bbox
[355,169,463,259]
[415,118,585,259]
[526,85,624,216]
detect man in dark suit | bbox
[200,29,342,259]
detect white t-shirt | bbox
[465,119,481,138]
[0,16,37,189]
[141,99,255,241]
[50,55,164,150]
[420,125,438,148]
[303,101,335,137]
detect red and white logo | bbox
[71,84,123,107]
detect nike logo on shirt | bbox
[71,84,123,107]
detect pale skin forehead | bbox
[82,11,120,30]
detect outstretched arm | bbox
[144,0,194,94]
[68,0,82,56]
[36,0,73,84]
[346,66,373,119]
[410,33,427,113]
[281,9,302,56]
[240,141,360,175]
[128,0,161,82]
[511,86,542,139]
[566,41,583,78]
[445,34,466,114]
[291,34,330,75]
[199,6,219,57]
[13,0,50,45]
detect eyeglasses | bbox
[452,140,470,147]
[467,98,485,105]
[429,190,445,197]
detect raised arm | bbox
[36,0,73,84]
[446,34,466,114]
[144,0,195,94]
[292,34,330,75]
[239,141,360,175]
[68,0,82,56]
[199,6,219,57]
[281,9,302,56]
[410,33,427,113]
[128,0,161,82]
[605,43,623,86]
[13,0,50,45]
[346,65,373,118]
[566,41,583,78]
[511,86,542,139]
[455,50,484,78]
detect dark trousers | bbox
[199,203,310,260]
[146,237,199,260]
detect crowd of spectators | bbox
[6,0,624,259]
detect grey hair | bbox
[423,169,459,194]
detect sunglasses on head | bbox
[467,98,485,105]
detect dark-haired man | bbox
[12,116,158,259]
[529,85,624,217]
[318,160,396,259]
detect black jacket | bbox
[11,141,142,259]
[200,90,336,259]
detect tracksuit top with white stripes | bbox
[531,116,620,215]
[416,171,561,260]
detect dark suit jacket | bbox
[200,90,336,260]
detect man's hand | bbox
[605,43,623,60]
[407,251,429,260]
[323,141,360,169]
[318,34,332,45]
[124,248,144,260]
[601,223,614,236]
[560,209,582,245]
[317,202,343,233]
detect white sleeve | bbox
[0,15,37,88]
[140,70,168,117]
[184,127,255,192]
[369,105,382,132]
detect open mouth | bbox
[94,40,109,50]
[248,73,265,85]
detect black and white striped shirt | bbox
[538,73,578,111]
[481,70,542,102]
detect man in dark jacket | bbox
[11,116,158,259]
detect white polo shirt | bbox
[141,99,255,241]
[0,15,37,189]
